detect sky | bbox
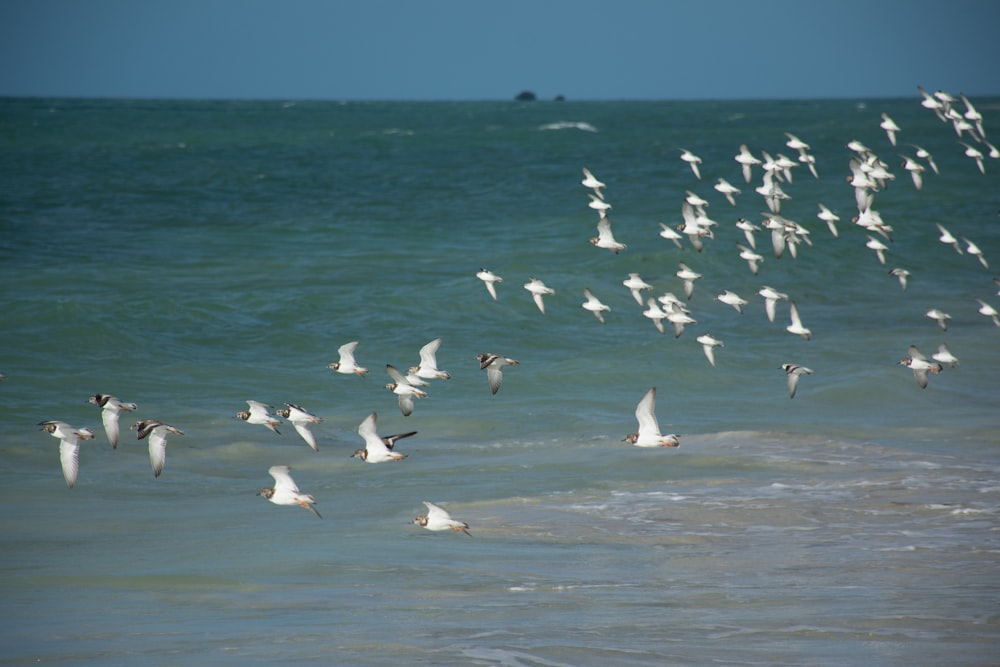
[1,0,999,102]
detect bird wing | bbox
[634,388,660,437]
[337,341,360,364]
[418,338,442,368]
[486,367,504,395]
[59,440,80,488]
[293,423,318,451]
[101,409,121,449]
[268,465,300,493]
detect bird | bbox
[257,465,321,518]
[132,419,184,478]
[737,243,764,275]
[581,288,611,323]
[900,154,925,190]
[676,262,702,299]
[817,204,840,237]
[385,364,427,416]
[523,278,555,314]
[413,501,470,535]
[961,237,989,269]
[658,222,684,248]
[88,393,137,449]
[589,215,626,253]
[679,148,702,179]
[734,144,761,183]
[935,223,963,255]
[696,334,724,367]
[926,308,951,331]
[907,143,939,174]
[717,289,748,314]
[758,286,789,323]
[781,363,813,399]
[476,353,519,395]
[581,167,606,199]
[587,192,612,216]
[328,341,369,376]
[235,400,282,434]
[38,421,95,488]
[714,178,741,206]
[959,141,986,174]
[866,235,889,265]
[664,301,697,338]
[624,387,680,448]
[880,112,901,146]
[353,412,409,462]
[623,273,654,306]
[932,344,960,367]
[899,345,943,389]
[786,301,811,340]
[408,337,451,380]
[274,403,323,451]
[889,267,911,291]
[736,217,760,248]
[642,297,668,334]
[476,268,504,301]
[975,298,1000,326]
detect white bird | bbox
[975,298,1000,326]
[866,235,889,265]
[784,132,811,153]
[642,297,668,334]
[590,215,626,253]
[889,267,911,291]
[935,223,963,255]
[581,167,606,199]
[932,343,960,367]
[132,419,184,478]
[476,353,519,395]
[786,301,811,340]
[959,141,986,174]
[409,337,451,380]
[736,217,760,248]
[664,301,697,338]
[413,501,470,535]
[737,243,764,275]
[385,364,427,416]
[880,112,901,146]
[329,340,369,376]
[38,420,95,488]
[908,143,939,174]
[899,345,943,389]
[274,403,323,451]
[582,288,611,323]
[658,222,684,248]
[623,273,654,306]
[696,334,724,367]
[523,278,555,314]
[714,178,741,206]
[676,262,702,300]
[735,144,761,183]
[899,154,925,190]
[588,192,612,215]
[781,363,813,399]
[476,268,504,301]
[679,148,702,180]
[88,393,137,449]
[624,387,680,448]
[798,152,819,179]
[961,236,989,268]
[926,308,952,331]
[353,412,409,462]
[685,190,710,208]
[235,400,282,434]
[717,289,748,314]
[959,93,985,139]
[816,204,840,237]
[758,285,789,323]
[257,465,321,518]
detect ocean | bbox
[1,96,998,666]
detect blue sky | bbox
[2,0,998,101]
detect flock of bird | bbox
[31,87,997,532]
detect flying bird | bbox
[132,419,184,478]
[476,353,519,395]
[38,420,95,488]
[329,341,369,376]
[413,501,470,535]
[624,387,680,448]
[274,403,323,451]
[88,393,137,449]
[781,363,813,399]
[235,400,282,434]
[257,465,321,518]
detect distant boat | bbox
[515,90,537,101]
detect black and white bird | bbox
[274,403,323,451]
[413,501,470,535]
[257,465,321,518]
[476,353,519,395]
[38,420,95,488]
[132,419,184,478]
[88,393,137,449]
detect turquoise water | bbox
[1,97,998,665]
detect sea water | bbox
[0,97,998,665]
